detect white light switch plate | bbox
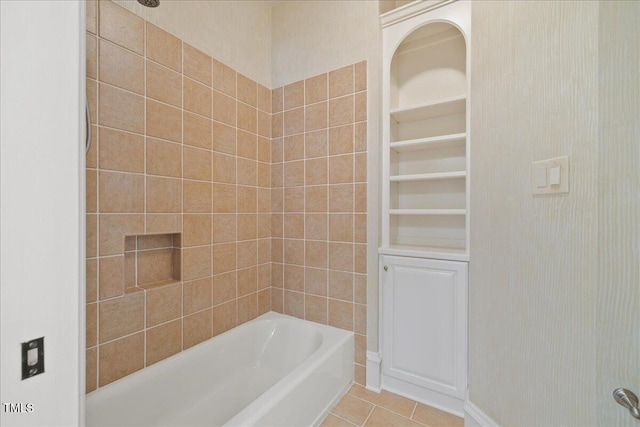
[531,156,569,195]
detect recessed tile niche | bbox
[124,234,181,289]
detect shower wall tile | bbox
[86,0,97,35]
[99,0,144,55]
[146,138,182,177]
[257,84,271,114]
[98,255,125,299]
[305,73,328,104]
[271,62,368,384]
[99,40,144,95]
[146,23,182,72]
[184,77,212,118]
[98,171,144,213]
[99,128,144,173]
[86,348,97,393]
[184,44,212,87]
[184,112,212,150]
[183,308,212,349]
[99,84,144,134]
[146,61,182,107]
[86,259,98,303]
[87,1,272,393]
[145,282,182,327]
[212,59,237,97]
[98,332,144,387]
[146,320,182,366]
[98,290,144,343]
[86,35,97,79]
[237,74,257,107]
[146,99,182,142]
[328,65,354,99]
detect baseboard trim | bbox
[464,400,500,427]
[365,351,382,392]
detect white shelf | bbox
[390,171,466,182]
[390,133,466,152]
[379,245,469,262]
[390,209,466,216]
[390,95,466,123]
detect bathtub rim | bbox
[225,311,354,426]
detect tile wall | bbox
[86,0,367,392]
[85,0,272,392]
[270,64,368,384]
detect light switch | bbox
[549,166,561,186]
[531,156,569,195]
[536,167,547,188]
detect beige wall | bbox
[112,0,272,87]
[596,2,640,425]
[271,0,382,352]
[271,0,379,88]
[469,1,599,425]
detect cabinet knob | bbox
[383,266,388,271]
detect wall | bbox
[596,1,640,425]
[0,1,82,425]
[270,63,368,384]
[271,0,381,356]
[112,0,272,88]
[469,1,598,425]
[86,1,272,391]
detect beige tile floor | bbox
[320,384,464,427]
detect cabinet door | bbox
[381,255,467,399]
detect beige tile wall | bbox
[86,1,271,392]
[86,0,367,393]
[270,62,368,384]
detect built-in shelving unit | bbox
[381,1,470,260]
[378,0,471,415]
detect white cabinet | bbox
[381,0,471,261]
[380,255,467,414]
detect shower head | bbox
[137,0,159,7]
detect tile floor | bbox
[320,384,464,427]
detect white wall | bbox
[271,0,382,353]
[0,1,83,426]
[114,0,272,87]
[469,1,599,425]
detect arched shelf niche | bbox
[381,2,470,260]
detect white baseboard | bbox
[383,375,464,417]
[365,351,382,392]
[464,400,500,427]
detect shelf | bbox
[390,209,466,216]
[390,171,466,182]
[391,95,466,123]
[390,133,466,152]
[379,245,469,262]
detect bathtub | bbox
[85,312,354,427]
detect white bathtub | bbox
[85,312,354,427]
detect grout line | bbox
[410,402,418,419]
[327,412,361,427]
[360,404,375,427]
